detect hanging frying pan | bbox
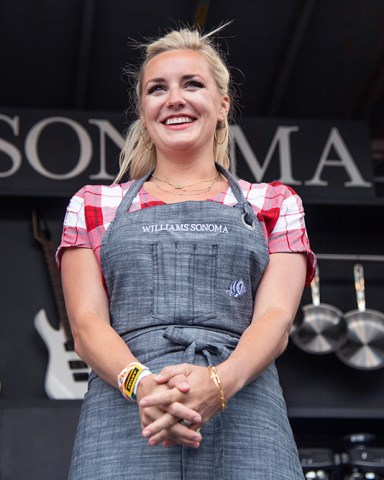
[336,263,384,370]
[291,265,347,354]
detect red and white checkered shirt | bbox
[57,179,316,285]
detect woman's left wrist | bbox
[215,361,243,401]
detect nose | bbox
[166,86,185,108]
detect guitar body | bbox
[34,309,90,399]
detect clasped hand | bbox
[137,363,221,449]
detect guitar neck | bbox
[40,240,73,342]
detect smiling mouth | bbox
[164,116,195,126]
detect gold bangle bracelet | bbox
[208,365,227,411]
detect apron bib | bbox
[100,164,269,339]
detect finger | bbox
[140,388,181,408]
[162,402,201,425]
[167,373,190,392]
[148,423,202,448]
[140,396,201,426]
[142,407,200,439]
[153,364,190,383]
[142,411,177,439]
[139,405,166,428]
[143,412,202,445]
[163,437,201,449]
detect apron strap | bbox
[114,163,256,227]
[216,164,256,228]
[115,168,154,218]
[215,163,246,203]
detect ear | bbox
[218,95,230,122]
[140,114,146,130]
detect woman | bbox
[58,25,316,479]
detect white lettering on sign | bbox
[0,114,124,181]
[0,112,373,195]
[0,114,22,177]
[142,224,229,233]
[88,119,124,180]
[230,124,301,185]
[25,117,92,180]
[229,124,372,188]
[304,127,372,187]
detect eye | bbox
[185,80,204,89]
[147,84,166,95]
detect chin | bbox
[161,140,201,152]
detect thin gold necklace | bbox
[151,170,220,190]
[151,174,221,196]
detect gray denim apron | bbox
[68,165,304,480]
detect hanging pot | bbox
[291,265,347,354]
[336,263,384,370]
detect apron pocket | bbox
[152,241,218,324]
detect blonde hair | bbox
[115,25,232,182]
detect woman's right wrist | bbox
[117,362,152,402]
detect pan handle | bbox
[354,263,366,312]
[310,265,320,306]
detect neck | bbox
[154,155,218,183]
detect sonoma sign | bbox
[0,109,374,200]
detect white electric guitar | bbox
[32,211,90,399]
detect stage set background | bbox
[1,2,384,479]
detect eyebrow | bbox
[144,74,202,88]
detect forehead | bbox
[143,49,212,82]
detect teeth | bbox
[165,117,193,125]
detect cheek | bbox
[141,105,158,128]
[194,98,218,120]
[200,93,224,115]
[141,95,159,114]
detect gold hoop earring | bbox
[214,125,228,146]
[141,127,154,150]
